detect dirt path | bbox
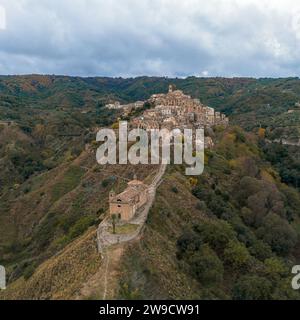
[77,245,124,300]
[102,249,109,300]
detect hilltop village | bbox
[106,86,229,222]
[106,85,228,131]
[132,85,228,130]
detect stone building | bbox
[105,101,144,116]
[105,101,121,109]
[109,180,149,221]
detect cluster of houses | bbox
[131,85,228,131]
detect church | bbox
[109,179,149,221]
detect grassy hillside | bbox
[0,227,101,300]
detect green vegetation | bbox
[262,142,300,190]
[175,126,300,299]
[51,166,85,201]
[108,224,139,235]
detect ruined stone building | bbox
[109,180,149,221]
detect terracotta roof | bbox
[110,180,148,204]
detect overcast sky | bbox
[0,0,300,77]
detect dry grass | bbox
[0,227,101,300]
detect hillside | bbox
[0,227,100,299]
[1,125,300,300]
[1,76,300,300]
[0,118,157,287]
[117,126,300,300]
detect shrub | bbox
[189,244,224,286]
[176,231,202,260]
[195,201,207,211]
[34,212,59,249]
[97,208,105,215]
[171,186,178,194]
[101,179,111,188]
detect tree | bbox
[224,240,251,270]
[257,213,297,255]
[239,157,259,177]
[258,128,266,139]
[111,214,118,234]
[246,192,268,227]
[176,231,202,260]
[207,195,233,219]
[233,275,273,300]
[177,233,224,287]
[249,239,273,261]
[193,220,236,252]
[189,244,224,287]
[235,176,262,207]
[111,122,119,129]
[264,257,288,281]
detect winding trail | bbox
[96,164,167,299]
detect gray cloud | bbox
[0,0,300,77]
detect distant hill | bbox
[1,75,300,129]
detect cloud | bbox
[0,4,6,30]
[0,0,300,77]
